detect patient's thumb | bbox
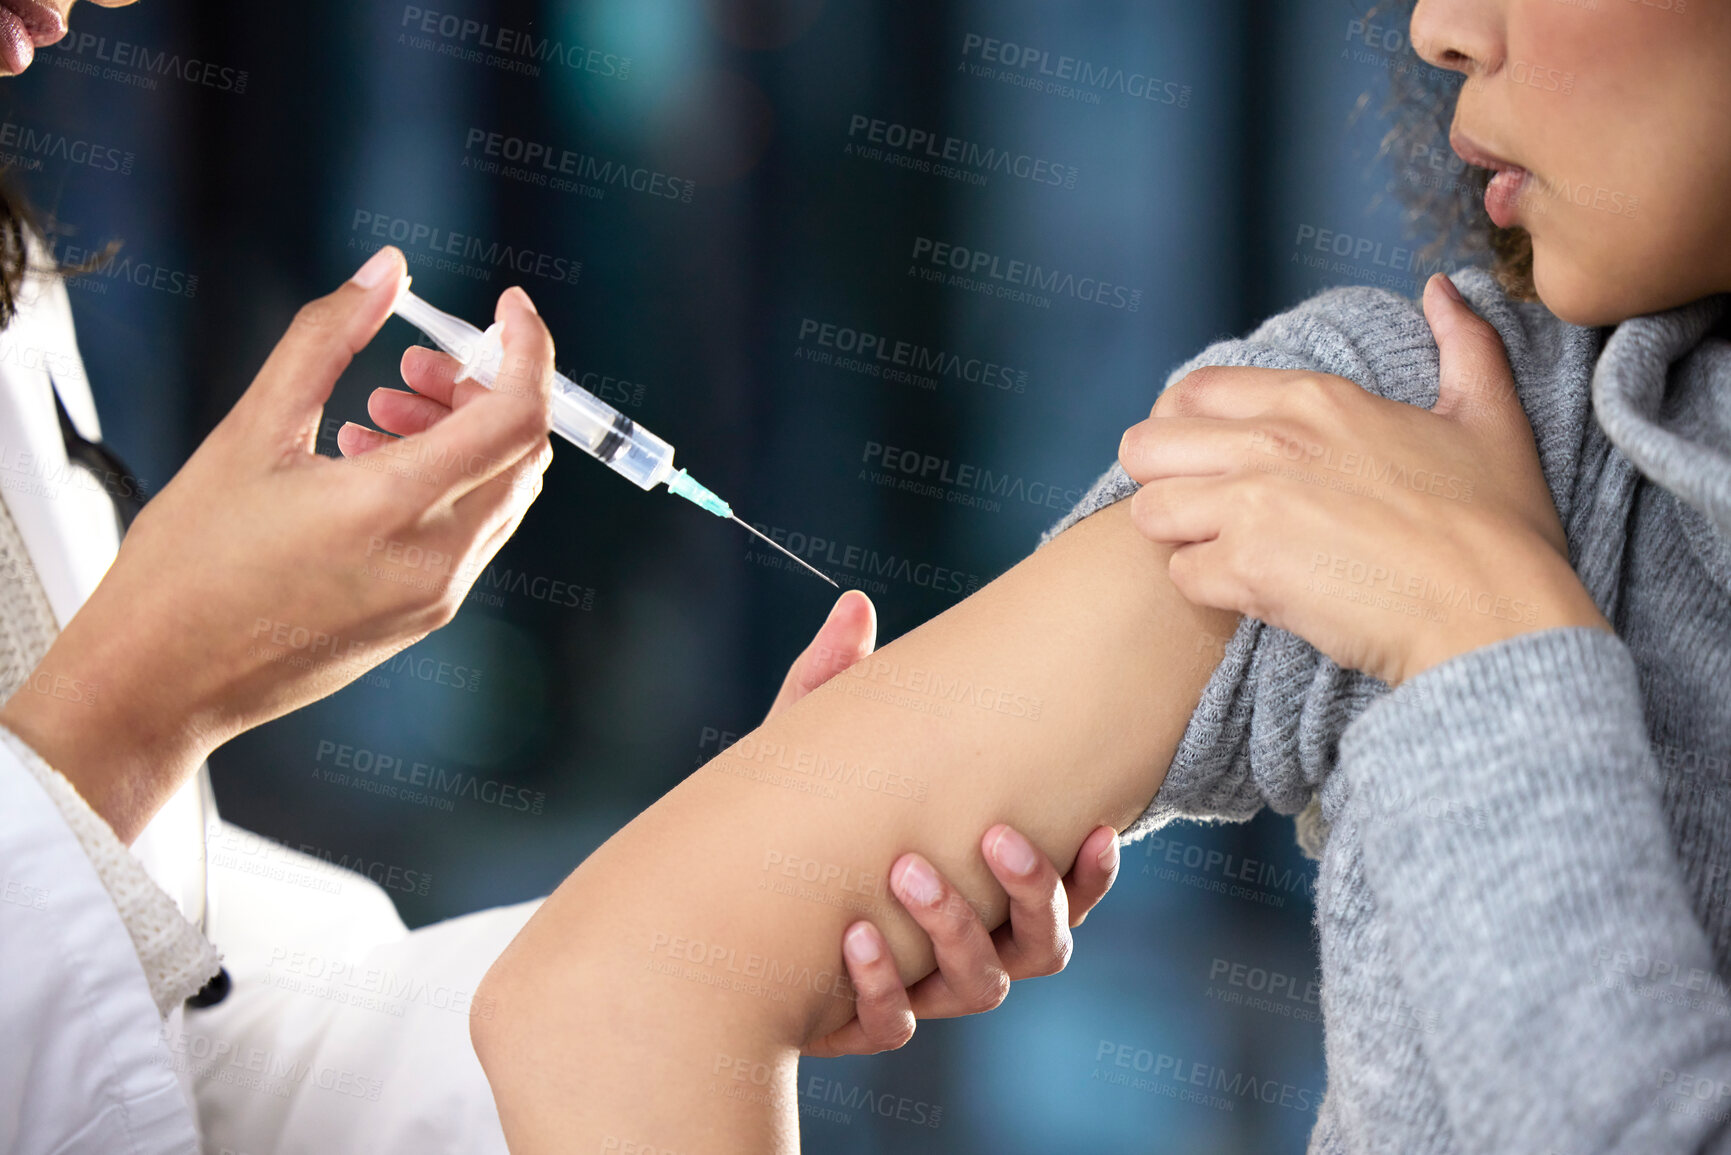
[1424,274,1525,435]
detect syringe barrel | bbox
[389,288,677,493]
[550,381,673,492]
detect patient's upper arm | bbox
[483,496,1238,1052]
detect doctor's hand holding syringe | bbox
[1,248,556,846]
[0,244,1112,1054]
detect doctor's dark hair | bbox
[0,175,120,329]
[0,179,30,329]
[1369,0,1537,300]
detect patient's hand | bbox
[765,591,1122,1058]
[1119,275,1607,686]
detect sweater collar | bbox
[1591,294,1731,547]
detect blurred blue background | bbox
[4,0,1450,1149]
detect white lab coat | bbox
[0,263,538,1154]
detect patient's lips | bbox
[1451,128,1531,230]
[0,0,66,75]
[1483,167,1531,230]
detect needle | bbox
[732,515,839,588]
[392,290,843,591]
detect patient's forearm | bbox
[474,499,1236,1153]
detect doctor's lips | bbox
[0,0,66,75]
[1450,128,1531,231]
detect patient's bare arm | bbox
[472,498,1237,1153]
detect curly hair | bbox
[1371,0,1537,301]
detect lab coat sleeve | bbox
[187,820,541,1155]
[0,730,223,1016]
[0,737,201,1155]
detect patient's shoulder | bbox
[1165,266,1600,419]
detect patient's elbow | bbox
[470,946,531,1084]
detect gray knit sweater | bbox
[1042,266,1731,1154]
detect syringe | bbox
[389,285,837,589]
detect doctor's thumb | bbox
[236,246,410,450]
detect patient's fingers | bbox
[764,589,878,721]
[801,924,915,1058]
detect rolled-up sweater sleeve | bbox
[1342,627,1731,1155]
[1039,270,1602,842]
[1041,282,1457,838]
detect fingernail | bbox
[843,923,881,966]
[508,285,538,315]
[1097,835,1119,872]
[894,857,942,907]
[1434,274,1463,304]
[991,827,1038,876]
[351,247,399,290]
[825,595,865,637]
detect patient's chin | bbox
[1532,255,1626,329]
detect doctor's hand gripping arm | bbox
[470,494,1236,1154]
[762,590,1122,1059]
[0,246,556,844]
